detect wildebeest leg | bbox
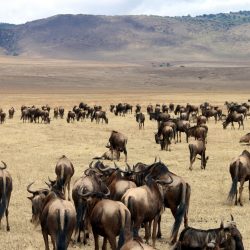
[152,215,159,248]
[42,230,50,250]
[189,155,196,171]
[5,207,10,231]
[107,234,116,250]
[67,179,71,201]
[93,232,99,250]
[157,215,162,238]
[102,237,107,250]
[239,180,244,206]
[144,222,150,244]
[51,235,56,250]
[124,148,127,162]
[169,207,178,244]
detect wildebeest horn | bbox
[27,182,36,194]
[0,161,7,170]
[78,187,94,198]
[156,174,173,185]
[89,161,94,168]
[231,214,234,221]
[126,163,132,172]
[96,163,112,172]
[48,176,53,183]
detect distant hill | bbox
[1,12,250,61]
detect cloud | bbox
[1,0,250,24]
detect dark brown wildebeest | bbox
[176,119,190,143]
[189,138,209,170]
[110,104,115,113]
[155,125,174,151]
[228,150,250,206]
[201,108,218,123]
[122,175,173,248]
[169,103,175,112]
[121,239,154,250]
[239,133,250,143]
[174,105,186,115]
[223,112,244,130]
[54,107,59,119]
[76,109,86,121]
[133,161,191,244]
[174,217,244,250]
[147,104,153,114]
[229,105,248,119]
[0,112,6,124]
[8,107,15,119]
[136,112,145,129]
[186,125,208,143]
[27,181,76,250]
[162,104,169,113]
[0,162,12,231]
[59,106,64,119]
[72,163,106,244]
[180,112,190,121]
[107,131,128,162]
[54,155,74,201]
[67,111,75,123]
[91,111,108,124]
[186,104,199,115]
[42,104,51,113]
[78,186,132,250]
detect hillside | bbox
[1,11,250,61]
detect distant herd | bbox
[0,99,249,250]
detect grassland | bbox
[0,57,249,249]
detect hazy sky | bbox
[1,0,250,24]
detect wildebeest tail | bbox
[75,200,86,238]
[228,160,240,202]
[188,144,193,162]
[0,171,7,219]
[56,209,69,250]
[118,208,132,249]
[171,182,187,241]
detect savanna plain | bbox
[0,57,249,250]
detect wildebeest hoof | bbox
[7,226,10,231]
[157,232,162,238]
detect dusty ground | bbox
[0,57,249,249]
[0,92,249,250]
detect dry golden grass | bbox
[0,92,249,250]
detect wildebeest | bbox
[239,133,250,143]
[201,108,218,123]
[133,161,191,244]
[27,181,76,250]
[0,112,6,124]
[121,239,154,250]
[174,217,244,250]
[67,111,76,123]
[122,175,173,248]
[91,111,108,124]
[59,107,64,118]
[93,150,120,161]
[197,115,207,126]
[147,104,153,114]
[107,131,128,162]
[76,109,86,121]
[78,186,132,250]
[155,125,174,151]
[176,119,190,143]
[136,112,145,129]
[0,161,12,231]
[8,107,15,119]
[189,139,209,170]
[228,150,250,206]
[223,112,244,130]
[186,104,199,115]
[186,125,208,143]
[54,155,74,201]
[135,104,141,113]
[54,107,59,119]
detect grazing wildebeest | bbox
[0,112,6,124]
[228,150,250,206]
[59,107,64,118]
[78,186,132,250]
[136,112,145,129]
[228,105,248,119]
[0,161,12,231]
[91,111,108,124]
[122,175,173,248]
[174,217,244,250]
[189,138,209,170]
[133,161,191,244]
[67,111,76,123]
[186,125,208,143]
[8,107,15,119]
[27,182,76,250]
[107,131,128,162]
[239,133,250,143]
[223,112,244,130]
[176,119,190,143]
[54,155,74,200]
[155,125,174,151]
[121,239,154,250]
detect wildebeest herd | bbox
[0,100,249,250]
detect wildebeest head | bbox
[27,182,49,225]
